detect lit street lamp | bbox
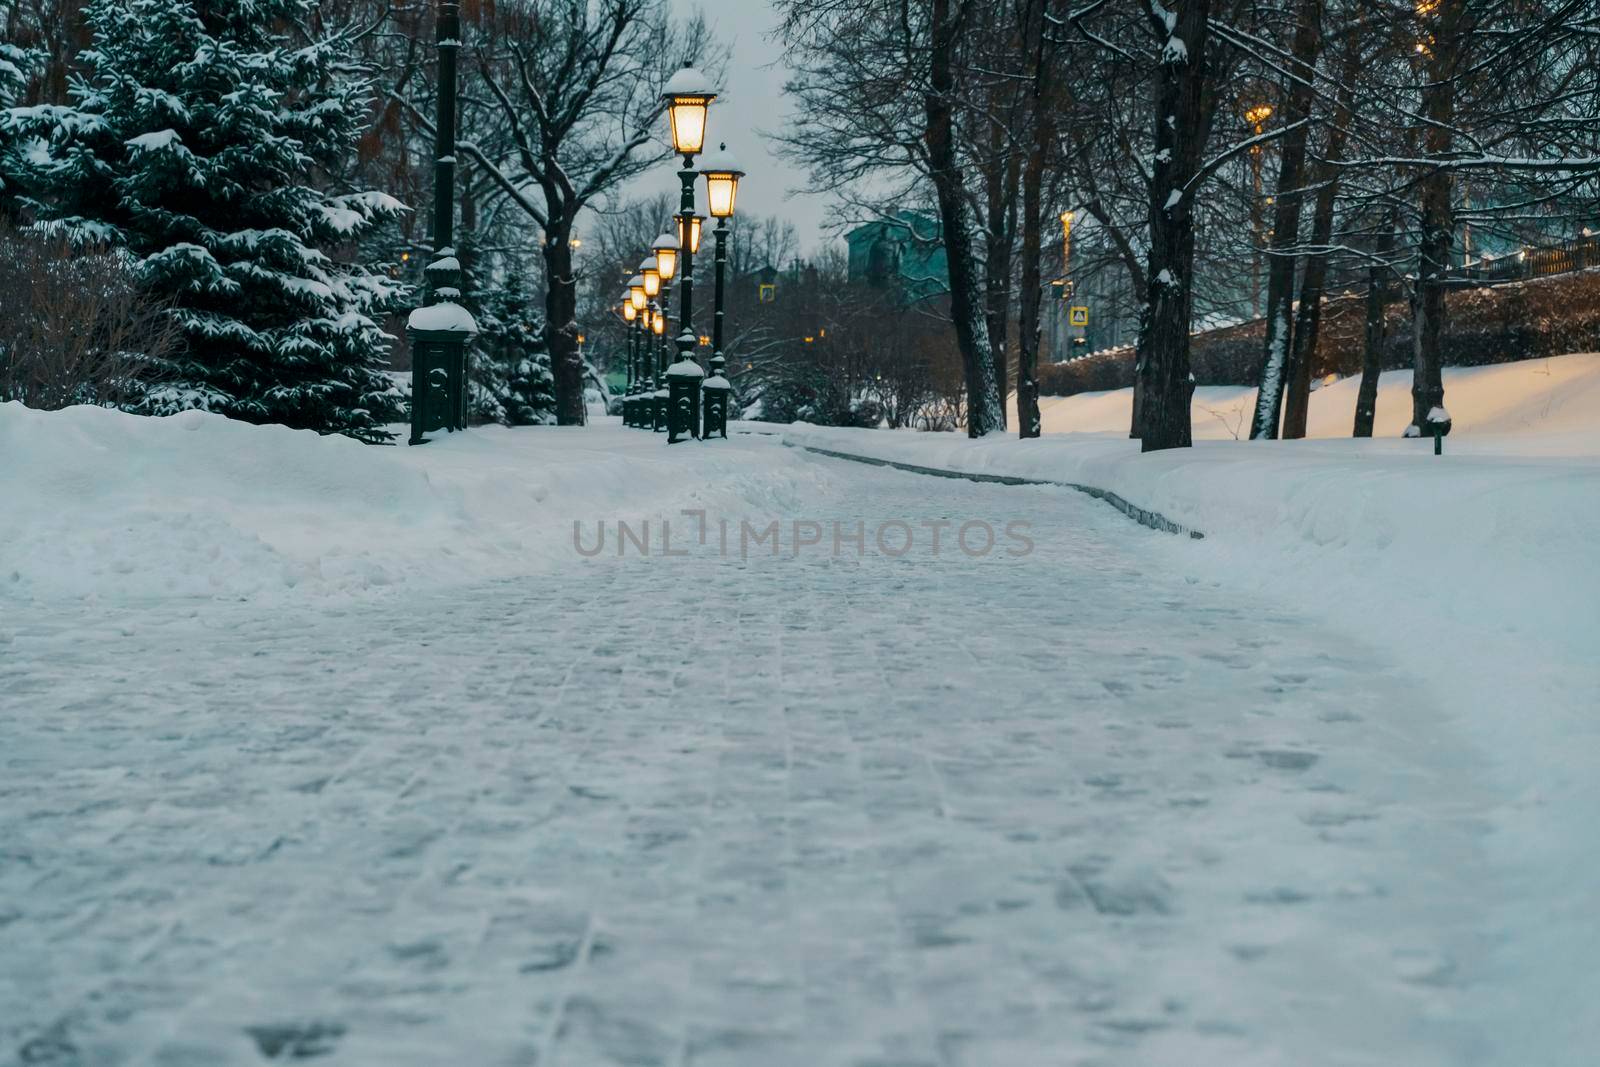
[662,66,717,443]
[649,301,668,432]
[699,143,744,440]
[627,275,647,427]
[652,232,680,286]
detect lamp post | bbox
[621,298,638,425]
[699,143,744,440]
[641,257,667,431]
[406,0,477,445]
[649,301,668,431]
[651,231,681,433]
[662,67,716,443]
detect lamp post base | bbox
[701,376,730,440]
[405,320,474,446]
[667,359,704,444]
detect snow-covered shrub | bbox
[0,222,179,410]
[2,0,407,441]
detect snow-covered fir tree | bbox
[3,0,405,441]
[0,39,39,204]
[469,273,556,427]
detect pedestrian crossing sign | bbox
[1069,306,1089,327]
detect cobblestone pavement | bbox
[0,454,1495,1066]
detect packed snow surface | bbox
[2,359,1597,1064]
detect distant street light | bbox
[652,232,680,283]
[650,300,668,432]
[700,143,744,440]
[622,297,639,425]
[1245,103,1273,319]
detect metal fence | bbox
[1450,235,1600,285]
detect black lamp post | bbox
[649,300,668,432]
[626,274,647,428]
[699,143,744,440]
[406,0,477,445]
[662,67,717,443]
[641,257,665,432]
[651,232,679,434]
[621,298,638,425]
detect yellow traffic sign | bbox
[1069,306,1089,327]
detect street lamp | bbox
[663,66,716,157]
[663,66,717,443]
[650,300,668,432]
[622,297,639,426]
[700,143,744,440]
[652,232,680,283]
[405,0,477,445]
[628,274,647,313]
[641,257,661,298]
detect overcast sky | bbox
[616,1,835,257]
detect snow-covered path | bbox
[2,451,1498,1067]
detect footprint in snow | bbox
[244,1021,346,1060]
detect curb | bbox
[786,442,1205,540]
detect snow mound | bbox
[0,403,465,601]
[0,407,837,605]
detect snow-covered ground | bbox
[784,353,1600,1063]
[1,356,1596,1064]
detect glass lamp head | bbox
[700,143,745,219]
[677,212,704,255]
[652,232,680,281]
[662,67,717,156]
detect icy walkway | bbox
[2,452,1497,1066]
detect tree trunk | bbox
[1248,0,1324,440]
[927,0,1004,437]
[1281,70,1351,440]
[1410,6,1460,438]
[1134,0,1212,452]
[984,112,1016,422]
[1353,220,1396,437]
[544,226,585,425]
[1015,0,1053,440]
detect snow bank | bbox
[774,355,1600,1059]
[1022,351,1600,447]
[0,405,828,604]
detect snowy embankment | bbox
[0,403,828,604]
[1023,351,1600,446]
[775,353,1600,1056]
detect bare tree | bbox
[0,223,177,409]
